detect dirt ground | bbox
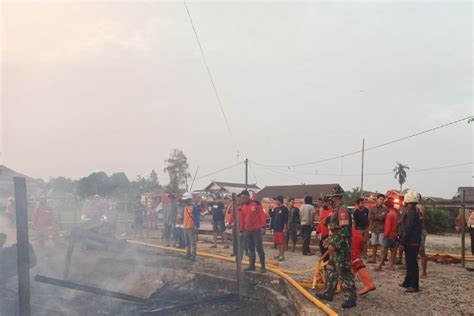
[181,227,474,316]
[1,217,473,315]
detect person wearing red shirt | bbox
[240,190,267,273]
[316,196,333,262]
[351,228,376,296]
[33,198,54,247]
[376,198,398,271]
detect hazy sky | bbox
[1,0,472,198]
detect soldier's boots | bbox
[314,292,334,302]
[342,298,357,309]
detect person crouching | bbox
[352,228,376,296]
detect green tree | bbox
[164,149,191,194]
[425,206,454,233]
[47,177,77,194]
[77,171,111,198]
[147,169,161,191]
[109,172,130,197]
[393,162,409,192]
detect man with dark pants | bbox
[240,190,267,273]
[315,188,356,309]
[286,198,300,252]
[399,189,422,292]
[210,197,229,249]
[300,195,315,256]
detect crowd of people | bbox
[3,185,474,310]
[151,187,443,310]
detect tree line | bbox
[39,149,191,200]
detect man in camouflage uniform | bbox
[315,188,357,309]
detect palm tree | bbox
[393,162,410,192]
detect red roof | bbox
[255,184,343,200]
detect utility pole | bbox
[232,193,243,301]
[360,138,365,195]
[189,166,200,192]
[14,177,31,316]
[461,190,466,268]
[245,159,248,189]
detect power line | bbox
[253,116,473,168]
[251,162,306,183]
[254,161,473,178]
[196,161,243,180]
[184,1,238,155]
[248,161,263,186]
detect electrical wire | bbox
[248,160,263,186]
[253,116,473,168]
[251,162,306,183]
[253,161,473,178]
[195,161,243,180]
[184,1,238,155]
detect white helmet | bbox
[182,192,193,200]
[404,189,420,204]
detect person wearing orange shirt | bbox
[182,192,200,261]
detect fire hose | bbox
[127,240,338,316]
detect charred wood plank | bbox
[34,275,147,304]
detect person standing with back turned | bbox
[300,195,315,256]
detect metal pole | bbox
[461,190,466,268]
[245,159,248,189]
[232,193,243,301]
[189,166,200,192]
[360,138,365,195]
[14,177,31,316]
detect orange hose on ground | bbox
[127,240,338,316]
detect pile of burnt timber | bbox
[63,226,127,279]
[34,274,252,315]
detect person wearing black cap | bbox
[272,195,289,261]
[300,195,315,256]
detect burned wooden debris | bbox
[34,275,148,304]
